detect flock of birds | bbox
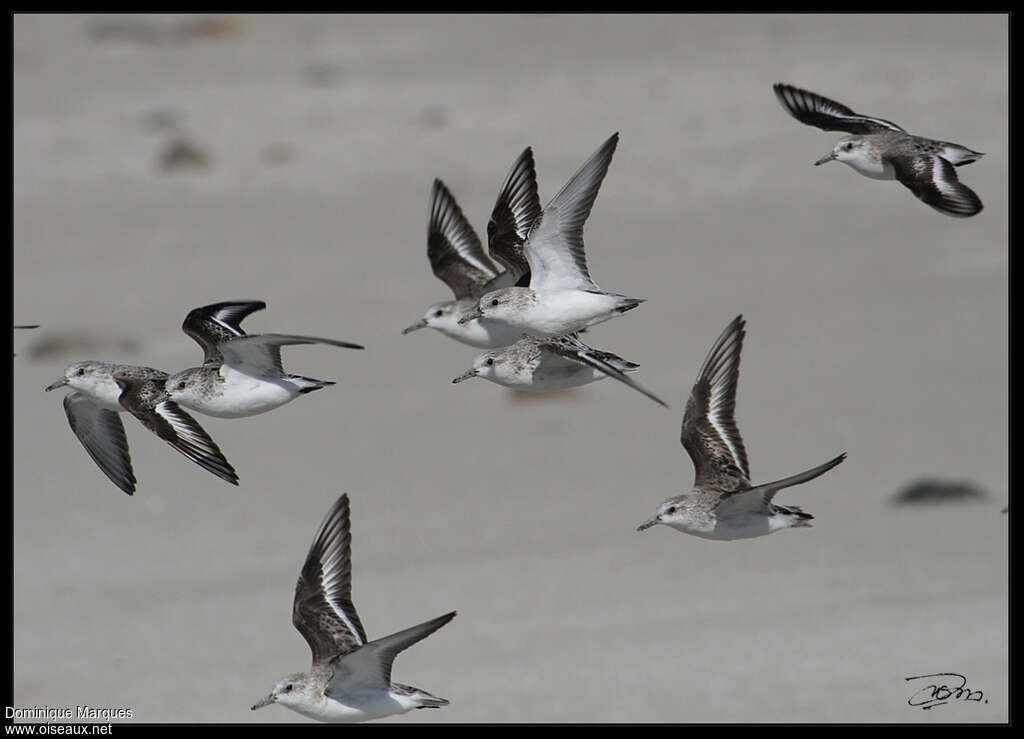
[43,301,365,494]
[28,83,987,722]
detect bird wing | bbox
[524,133,618,294]
[539,335,668,408]
[428,179,501,300]
[325,611,456,695]
[182,300,267,364]
[773,83,905,134]
[115,376,238,486]
[680,315,750,492]
[487,146,542,283]
[292,494,369,666]
[62,392,136,495]
[888,154,984,218]
[716,453,846,515]
[218,334,364,376]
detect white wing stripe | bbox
[707,390,744,472]
[319,577,364,646]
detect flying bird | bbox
[453,333,667,408]
[165,300,363,418]
[252,493,456,722]
[637,315,845,540]
[774,82,984,217]
[46,361,237,494]
[459,133,645,337]
[403,146,541,347]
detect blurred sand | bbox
[13,14,1007,724]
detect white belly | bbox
[668,512,774,541]
[438,317,525,349]
[496,363,606,392]
[292,692,415,723]
[526,291,620,336]
[191,367,298,418]
[843,156,895,180]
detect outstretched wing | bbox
[889,155,984,218]
[773,83,905,134]
[115,376,238,486]
[62,392,136,495]
[292,493,368,666]
[218,333,364,376]
[182,300,267,364]
[680,315,750,492]
[524,133,618,294]
[326,611,456,695]
[487,146,542,283]
[717,453,846,515]
[539,335,668,408]
[428,179,501,300]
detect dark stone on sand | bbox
[158,138,211,172]
[25,333,140,361]
[892,479,988,505]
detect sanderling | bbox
[45,361,238,494]
[637,316,845,540]
[165,301,363,418]
[452,333,668,407]
[459,133,644,337]
[402,147,541,348]
[773,82,984,217]
[252,493,456,723]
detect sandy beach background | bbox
[13,14,1007,723]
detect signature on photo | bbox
[905,672,987,710]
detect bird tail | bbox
[773,504,814,527]
[612,295,645,314]
[941,144,985,167]
[411,691,450,710]
[292,376,336,394]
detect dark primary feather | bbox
[183,300,267,364]
[539,335,668,408]
[680,315,750,491]
[428,179,500,300]
[889,155,983,218]
[114,374,238,486]
[487,146,542,283]
[773,83,905,135]
[293,494,368,666]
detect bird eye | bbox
[76,368,85,376]
[666,505,677,515]
[285,684,293,692]
[843,142,853,151]
[485,358,494,366]
[434,309,443,318]
[490,299,499,307]
[177,382,186,391]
